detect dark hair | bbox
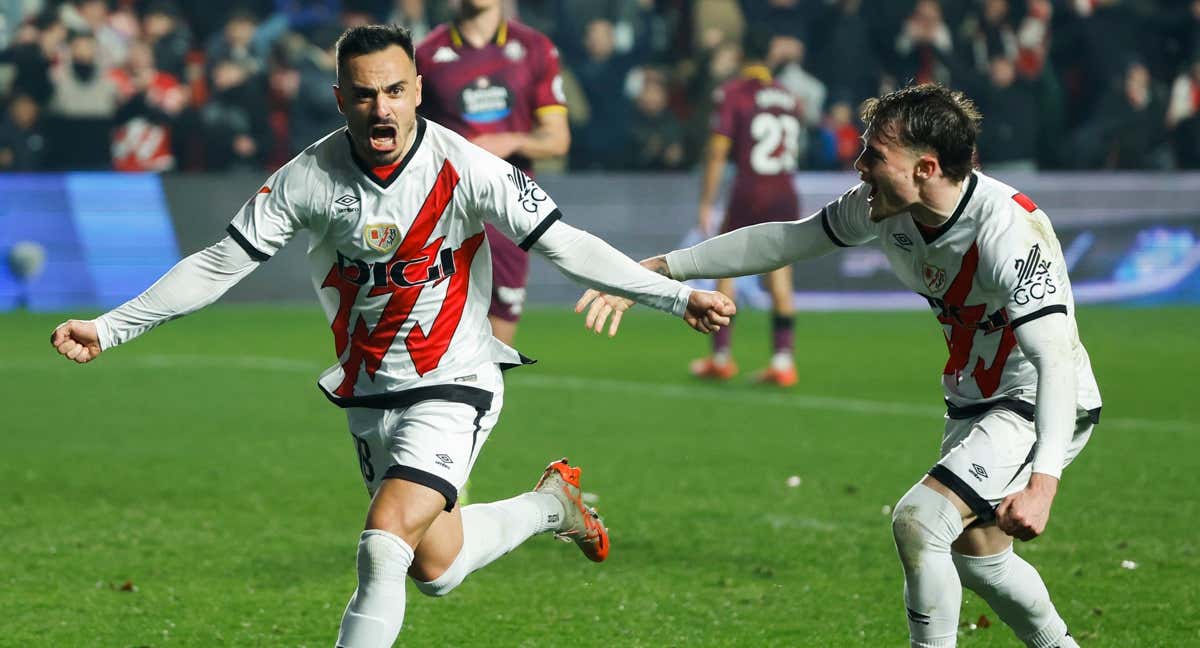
[860,83,982,182]
[335,24,415,79]
[741,27,772,62]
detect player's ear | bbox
[333,84,345,115]
[414,74,422,108]
[915,153,938,181]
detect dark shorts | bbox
[721,181,801,234]
[486,222,530,323]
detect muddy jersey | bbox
[415,20,565,173]
[820,171,1102,414]
[226,118,562,406]
[712,67,803,225]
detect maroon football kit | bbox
[711,66,804,233]
[416,20,566,322]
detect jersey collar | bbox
[450,20,508,48]
[741,64,773,83]
[345,116,428,190]
[917,171,977,244]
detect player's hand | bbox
[50,319,102,364]
[575,289,635,337]
[574,255,677,336]
[995,473,1058,541]
[472,132,524,159]
[683,289,735,334]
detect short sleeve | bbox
[226,163,308,260]
[470,151,562,251]
[533,37,567,112]
[820,183,877,247]
[983,204,1071,327]
[710,84,736,139]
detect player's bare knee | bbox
[408,553,450,583]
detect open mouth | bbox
[866,182,879,202]
[369,124,398,152]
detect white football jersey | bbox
[227,118,560,406]
[821,171,1102,415]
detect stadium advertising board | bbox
[2,172,1199,310]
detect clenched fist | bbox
[50,320,102,364]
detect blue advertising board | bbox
[0,173,179,311]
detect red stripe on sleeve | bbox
[1012,193,1038,212]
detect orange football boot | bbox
[689,356,738,381]
[534,458,609,562]
[755,364,798,387]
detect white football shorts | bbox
[930,404,1096,524]
[345,363,504,511]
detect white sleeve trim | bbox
[94,236,261,350]
[1013,312,1076,479]
[664,216,837,281]
[531,220,691,317]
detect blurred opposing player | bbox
[580,83,1099,648]
[692,30,803,386]
[50,25,733,648]
[415,0,568,346]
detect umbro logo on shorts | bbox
[435,454,454,469]
[969,463,989,481]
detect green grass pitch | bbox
[2,305,1198,646]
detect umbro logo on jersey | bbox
[363,223,400,253]
[969,463,988,481]
[892,233,914,251]
[922,263,947,292]
[1012,244,1056,305]
[431,46,459,63]
[335,194,361,215]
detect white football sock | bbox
[892,483,965,648]
[336,530,414,648]
[954,548,1076,648]
[770,351,793,371]
[414,492,563,597]
[713,350,732,365]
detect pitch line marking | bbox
[14,354,1193,433]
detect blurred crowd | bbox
[2,0,1200,173]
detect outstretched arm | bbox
[50,236,261,363]
[664,214,839,280]
[531,220,735,333]
[575,215,838,335]
[995,313,1077,540]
